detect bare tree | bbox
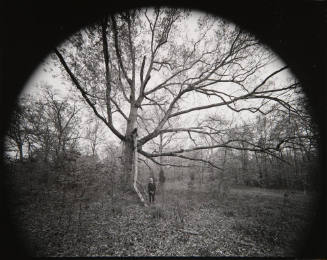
[9,86,82,166]
[38,87,81,167]
[6,99,30,160]
[53,8,302,196]
[84,117,104,158]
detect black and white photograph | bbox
[1,1,326,258]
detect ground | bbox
[7,180,316,257]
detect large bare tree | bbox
[53,8,301,192]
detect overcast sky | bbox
[20,9,296,159]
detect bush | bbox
[171,203,185,228]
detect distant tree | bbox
[7,86,82,167]
[6,100,29,160]
[40,87,81,167]
[84,117,104,158]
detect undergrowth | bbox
[6,179,316,257]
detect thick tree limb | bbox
[167,66,289,119]
[141,136,292,165]
[139,148,222,170]
[54,48,125,141]
[111,15,133,88]
[138,151,204,169]
[159,127,203,134]
[101,17,113,125]
[123,13,137,105]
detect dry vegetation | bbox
[5,160,316,257]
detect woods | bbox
[3,7,320,257]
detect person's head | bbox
[149,178,153,183]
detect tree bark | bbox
[132,131,147,206]
[121,103,139,189]
[122,139,134,189]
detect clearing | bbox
[9,181,316,256]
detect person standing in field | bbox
[148,178,156,204]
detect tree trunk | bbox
[132,132,147,206]
[159,133,166,185]
[17,142,23,161]
[121,138,134,190]
[121,105,138,190]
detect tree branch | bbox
[167,66,289,119]
[54,48,125,141]
[101,17,113,124]
[139,148,222,170]
[110,15,133,87]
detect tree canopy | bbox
[50,8,315,176]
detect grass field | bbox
[8,180,316,256]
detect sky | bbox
[19,9,296,159]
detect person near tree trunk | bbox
[148,178,156,204]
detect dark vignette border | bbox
[1,0,326,258]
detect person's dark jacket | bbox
[148,182,156,194]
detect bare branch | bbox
[168,66,289,119]
[54,48,125,141]
[110,15,133,87]
[138,150,216,169]
[101,17,113,124]
[139,148,222,170]
[159,127,203,134]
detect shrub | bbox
[172,203,185,228]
